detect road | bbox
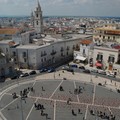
[0,66,120,93]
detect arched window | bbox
[36,21,38,25]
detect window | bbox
[103,36,105,39]
[36,14,38,17]
[67,52,68,56]
[23,52,26,57]
[108,36,110,39]
[13,51,16,56]
[36,21,38,25]
[41,58,43,62]
[73,45,75,50]
[14,58,16,62]
[96,54,103,61]
[67,46,70,50]
[6,48,8,52]
[61,52,64,57]
[24,58,27,62]
[83,49,85,54]
[44,58,46,62]
[113,36,115,40]
[41,51,43,57]
[61,47,64,52]
[108,56,115,63]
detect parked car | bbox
[98,70,106,75]
[91,69,98,73]
[62,66,69,70]
[20,73,29,77]
[98,83,102,86]
[83,69,90,73]
[106,71,115,78]
[48,68,55,73]
[11,75,18,80]
[0,76,5,82]
[69,64,78,68]
[29,71,36,75]
[79,66,85,70]
[39,68,48,73]
[66,68,74,72]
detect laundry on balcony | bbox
[75,56,86,61]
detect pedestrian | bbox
[78,109,81,114]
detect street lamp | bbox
[54,70,56,80]
[20,97,24,120]
[90,73,92,83]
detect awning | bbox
[95,62,103,67]
[75,56,86,61]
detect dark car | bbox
[79,66,85,70]
[29,71,36,75]
[66,68,74,72]
[20,73,29,77]
[83,69,90,73]
[11,75,18,80]
[0,76,5,82]
[69,64,78,68]
[39,68,48,73]
[48,68,55,73]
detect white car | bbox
[91,69,98,73]
[106,71,115,78]
[98,70,106,75]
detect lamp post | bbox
[20,97,24,120]
[90,73,92,83]
[54,70,55,80]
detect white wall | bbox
[93,47,119,67]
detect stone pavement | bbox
[35,70,120,91]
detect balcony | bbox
[83,53,86,57]
[66,47,70,51]
[51,51,56,55]
[41,53,47,57]
[61,48,64,52]
[22,55,27,58]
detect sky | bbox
[0,0,120,17]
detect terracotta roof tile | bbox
[80,40,92,45]
[0,28,19,35]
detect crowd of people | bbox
[89,106,117,120]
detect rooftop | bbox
[80,39,92,45]
[0,28,19,35]
[16,44,49,50]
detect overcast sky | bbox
[0,0,120,17]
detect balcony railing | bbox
[66,47,69,51]
[41,53,47,57]
[61,49,64,52]
[22,55,27,58]
[51,51,56,55]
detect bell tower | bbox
[33,0,43,33]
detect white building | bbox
[74,39,93,64]
[11,36,86,69]
[93,45,120,71]
[93,24,120,45]
[0,40,16,59]
[0,51,15,77]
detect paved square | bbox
[0,79,120,120]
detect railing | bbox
[51,51,56,55]
[61,49,64,52]
[41,53,47,57]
